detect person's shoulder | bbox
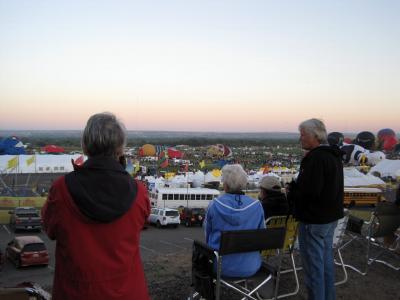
[50,175,67,191]
[133,180,150,203]
[135,180,147,193]
[308,146,335,160]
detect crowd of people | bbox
[41,113,398,300]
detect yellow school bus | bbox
[344,187,382,207]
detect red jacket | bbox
[42,176,150,300]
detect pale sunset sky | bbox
[0,1,399,133]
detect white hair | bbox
[299,118,328,143]
[221,164,248,192]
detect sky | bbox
[0,0,399,133]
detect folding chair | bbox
[190,240,216,300]
[215,228,286,300]
[332,210,350,286]
[261,215,300,299]
[341,201,400,275]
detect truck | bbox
[9,207,42,232]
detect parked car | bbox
[9,207,42,232]
[148,208,180,228]
[180,207,206,227]
[5,236,49,268]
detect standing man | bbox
[288,118,344,300]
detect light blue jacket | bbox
[204,193,265,277]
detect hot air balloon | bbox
[207,144,232,158]
[343,137,353,144]
[138,144,156,156]
[377,128,398,152]
[327,132,344,147]
[354,131,375,150]
[167,147,184,159]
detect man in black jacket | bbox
[288,118,344,300]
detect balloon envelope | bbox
[377,128,398,151]
[167,147,184,159]
[343,137,353,144]
[328,132,344,146]
[355,131,375,150]
[139,144,156,156]
[207,144,232,158]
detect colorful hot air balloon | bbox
[343,137,353,144]
[377,128,398,152]
[167,147,184,159]
[138,144,156,156]
[207,144,232,158]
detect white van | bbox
[148,208,180,228]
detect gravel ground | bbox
[144,238,400,300]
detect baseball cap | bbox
[259,176,281,191]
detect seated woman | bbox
[258,176,290,220]
[204,164,265,277]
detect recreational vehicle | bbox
[149,187,220,209]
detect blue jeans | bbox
[298,221,338,300]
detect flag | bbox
[26,155,35,166]
[199,160,205,169]
[7,156,18,169]
[74,155,85,166]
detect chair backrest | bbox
[263,215,299,256]
[333,212,349,248]
[372,202,400,238]
[219,227,286,256]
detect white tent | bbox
[204,171,221,184]
[369,159,400,178]
[191,171,205,188]
[344,167,385,187]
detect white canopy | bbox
[369,159,400,178]
[344,167,385,187]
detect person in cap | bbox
[258,176,289,220]
[42,112,150,300]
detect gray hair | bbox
[299,118,328,143]
[221,164,248,192]
[82,112,126,158]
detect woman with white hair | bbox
[204,164,265,277]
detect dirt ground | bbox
[144,238,400,300]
